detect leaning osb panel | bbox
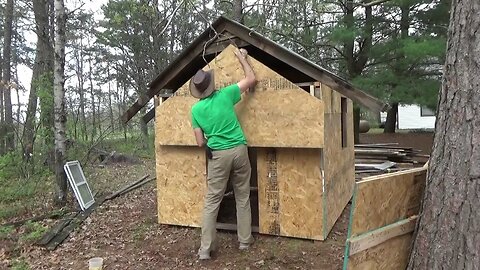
[156,44,325,148]
[350,167,427,237]
[323,98,355,239]
[156,146,206,227]
[346,233,414,270]
[257,148,324,240]
[155,96,197,146]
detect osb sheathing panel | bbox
[347,233,413,270]
[351,167,427,237]
[155,45,325,148]
[323,98,355,238]
[257,148,324,240]
[155,96,197,146]
[156,146,207,227]
[322,84,333,114]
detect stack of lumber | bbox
[354,143,429,177]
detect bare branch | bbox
[362,0,392,7]
[67,3,86,17]
[157,0,186,38]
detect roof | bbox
[122,16,387,124]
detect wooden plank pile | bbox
[354,143,429,177]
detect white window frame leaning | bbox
[64,160,95,210]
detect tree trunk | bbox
[383,102,398,133]
[24,0,53,160]
[122,81,128,141]
[53,0,67,205]
[0,53,4,155]
[407,0,480,268]
[2,0,15,151]
[343,1,373,143]
[116,78,123,132]
[39,0,55,169]
[233,0,243,23]
[108,68,114,131]
[88,58,96,140]
[202,0,208,28]
[75,38,87,141]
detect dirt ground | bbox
[1,132,434,269]
[2,160,348,270]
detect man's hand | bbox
[234,48,256,93]
[234,48,248,59]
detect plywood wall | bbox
[156,145,207,227]
[321,85,356,239]
[350,168,427,236]
[155,96,198,146]
[155,45,325,148]
[343,167,428,270]
[257,148,324,240]
[346,233,414,270]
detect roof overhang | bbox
[121,16,387,124]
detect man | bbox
[190,48,257,260]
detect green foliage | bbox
[11,258,30,270]
[402,37,445,60]
[0,225,14,239]
[19,221,48,243]
[0,151,51,220]
[329,25,358,44]
[0,152,24,180]
[101,133,155,158]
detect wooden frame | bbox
[64,161,95,211]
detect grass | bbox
[0,225,14,239]
[11,258,30,270]
[132,223,149,243]
[365,128,384,134]
[364,128,432,134]
[102,134,155,158]
[19,221,48,243]
[0,177,50,221]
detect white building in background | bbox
[380,104,436,130]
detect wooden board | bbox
[348,216,417,256]
[257,148,324,240]
[322,84,333,114]
[156,146,207,227]
[155,45,325,148]
[346,233,414,270]
[154,96,198,146]
[322,95,355,239]
[350,167,427,236]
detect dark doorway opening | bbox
[216,147,259,228]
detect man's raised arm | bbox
[234,48,256,93]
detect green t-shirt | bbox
[191,84,247,150]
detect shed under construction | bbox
[122,16,386,241]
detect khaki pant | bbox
[198,144,254,255]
